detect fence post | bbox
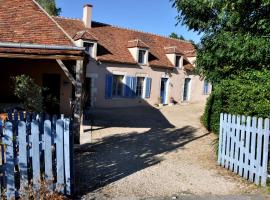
[56,119,64,192]
[18,121,28,190]
[218,113,223,165]
[0,120,5,195]
[64,119,72,195]
[31,121,40,192]
[44,120,53,191]
[4,122,15,199]
[261,118,269,186]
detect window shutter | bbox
[131,77,137,98]
[105,74,113,99]
[145,77,152,98]
[124,76,132,98]
[204,81,209,94]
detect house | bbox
[0,0,86,143]
[53,5,211,109]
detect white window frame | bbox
[138,49,148,65]
[83,41,96,58]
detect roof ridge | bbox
[107,23,193,44]
[53,15,82,21]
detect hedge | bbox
[203,69,270,134]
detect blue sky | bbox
[56,0,202,43]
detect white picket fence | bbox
[218,113,270,186]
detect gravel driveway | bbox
[75,103,267,200]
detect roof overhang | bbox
[0,42,85,60]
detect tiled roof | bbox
[53,17,196,69]
[0,0,74,46]
[127,39,149,49]
[73,30,98,41]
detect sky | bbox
[56,0,202,43]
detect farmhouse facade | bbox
[54,5,211,108]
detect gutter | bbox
[0,42,85,51]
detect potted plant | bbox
[169,97,175,106]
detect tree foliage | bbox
[12,75,43,112]
[172,0,270,83]
[203,70,270,134]
[169,32,185,40]
[36,0,61,16]
[169,32,196,45]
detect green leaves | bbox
[12,75,43,112]
[203,70,270,134]
[36,0,61,16]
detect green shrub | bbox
[203,69,270,134]
[12,75,43,112]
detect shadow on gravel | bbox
[75,106,209,197]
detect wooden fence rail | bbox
[218,113,269,186]
[0,112,74,199]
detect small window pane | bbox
[112,75,124,97]
[84,42,94,57]
[136,77,145,97]
[175,56,181,67]
[138,50,146,64]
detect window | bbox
[138,49,146,64]
[83,42,94,57]
[112,75,124,97]
[203,80,209,95]
[136,77,145,97]
[175,55,181,67]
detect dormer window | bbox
[83,42,95,58]
[138,49,147,64]
[175,55,181,67]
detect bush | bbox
[12,75,43,112]
[203,69,270,134]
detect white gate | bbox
[218,113,269,186]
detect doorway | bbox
[42,74,61,115]
[183,78,191,101]
[160,78,168,104]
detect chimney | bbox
[83,4,92,28]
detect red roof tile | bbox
[127,39,149,49]
[53,17,196,69]
[0,0,74,46]
[73,30,98,41]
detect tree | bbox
[171,0,270,83]
[171,0,270,134]
[169,32,185,40]
[169,32,196,46]
[36,0,61,16]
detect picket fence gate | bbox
[0,112,74,199]
[218,113,270,186]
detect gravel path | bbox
[76,103,266,199]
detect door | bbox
[183,78,191,101]
[160,78,168,104]
[42,74,61,115]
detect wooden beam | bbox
[73,60,84,144]
[0,53,84,60]
[56,59,76,86]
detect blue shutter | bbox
[131,77,137,98]
[105,74,113,99]
[124,76,132,98]
[204,80,209,94]
[145,77,152,98]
